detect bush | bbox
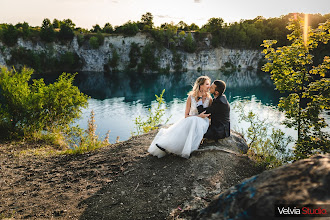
[40,18,56,43]
[128,42,141,68]
[172,51,183,72]
[63,110,111,154]
[183,32,197,53]
[234,102,293,169]
[0,67,88,138]
[138,43,159,72]
[133,89,170,135]
[89,36,99,49]
[108,48,119,71]
[1,24,19,46]
[58,23,74,42]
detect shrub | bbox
[63,110,110,154]
[234,102,293,169]
[1,24,19,46]
[0,67,88,138]
[89,36,99,49]
[133,89,170,135]
[128,42,141,68]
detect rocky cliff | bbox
[0,33,263,72]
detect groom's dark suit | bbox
[198,94,230,140]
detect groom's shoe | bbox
[156,144,167,152]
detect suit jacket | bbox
[198,94,230,139]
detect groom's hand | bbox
[199,111,210,118]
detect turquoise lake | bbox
[42,70,330,144]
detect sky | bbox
[1,0,329,29]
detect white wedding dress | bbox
[148,96,210,158]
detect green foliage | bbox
[128,42,141,68]
[235,102,293,169]
[140,12,154,30]
[103,23,113,34]
[58,23,74,42]
[96,31,104,46]
[133,89,170,135]
[1,24,19,46]
[183,32,197,53]
[40,18,56,43]
[0,67,88,137]
[77,34,85,46]
[138,43,159,72]
[8,47,82,73]
[89,36,99,49]
[16,22,31,40]
[172,51,183,72]
[8,47,56,73]
[91,24,102,33]
[59,51,83,71]
[115,21,139,36]
[108,48,119,70]
[63,110,110,154]
[262,16,330,159]
[52,19,60,29]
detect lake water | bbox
[58,69,325,144]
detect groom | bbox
[198,80,230,141]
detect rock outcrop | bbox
[0,33,262,72]
[196,154,330,219]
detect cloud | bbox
[155,14,184,20]
[112,0,118,3]
[194,0,201,3]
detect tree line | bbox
[1,12,330,51]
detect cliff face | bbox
[0,33,263,72]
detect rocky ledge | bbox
[196,154,330,219]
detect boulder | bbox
[196,154,330,219]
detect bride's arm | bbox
[185,95,191,118]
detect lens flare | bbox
[303,14,308,47]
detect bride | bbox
[148,76,212,158]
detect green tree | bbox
[140,12,154,30]
[16,22,31,39]
[96,31,104,46]
[183,32,197,53]
[177,21,188,31]
[189,23,200,31]
[103,23,113,33]
[40,18,56,42]
[108,48,119,70]
[53,19,61,28]
[262,16,330,159]
[138,43,159,72]
[61,19,76,29]
[129,42,141,68]
[1,24,18,46]
[0,67,88,136]
[58,23,74,41]
[115,21,139,36]
[89,36,99,49]
[91,24,102,33]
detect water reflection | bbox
[71,70,285,143]
[38,70,328,144]
[74,70,279,105]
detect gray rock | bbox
[196,154,330,219]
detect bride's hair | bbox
[188,76,211,100]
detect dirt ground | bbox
[0,130,263,219]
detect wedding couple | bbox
[148,76,230,158]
